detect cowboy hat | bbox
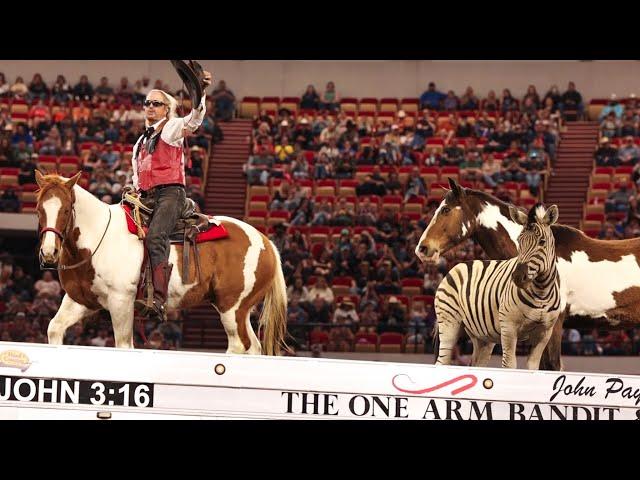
[170,60,206,107]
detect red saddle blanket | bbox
[121,204,229,243]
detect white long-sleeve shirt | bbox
[131,96,206,190]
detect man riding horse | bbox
[131,61,212,321]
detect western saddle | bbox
[122,189,215,311]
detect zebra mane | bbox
[527,203,547,225]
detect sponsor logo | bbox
[0,350,31,372]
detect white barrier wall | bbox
[1,342,639,419]
[1,60,640,101]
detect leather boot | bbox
[148,261,172,322]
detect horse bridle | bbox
[39,206,112,271]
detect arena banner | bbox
[0,341,639,419]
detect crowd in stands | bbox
[0,71,233,348]
[589,92,640,242]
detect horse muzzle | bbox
[416,245,440,264]
[39,250,59,270]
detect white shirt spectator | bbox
[306,285,334,304]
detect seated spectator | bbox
[594,137,618,167]
[460,151,483,182]
[328,318,354,351]
[619,110,638,138]
[28,73,49,101]
[332,300,359,325]
[320,81,340,112]
[274,135,294,164]
[501,88,517,112]
[523,85,541,110]
[355,196,378,226]
[307,297,331,324]
[542,85,561,112]
[245,150,273,185]
[313,152,333,180]
[502,153,526,182]
[88,77,111,105]
[443,90,459,111]
[605,183,633,213]
[600,94,624,120]
[521,160,546,197]
[0,72,9,97]
[560,81,584,118]
[28,98,50,124]
[269,222,290,253]
[459,86,479,110]
[378,296,406,333]
[359,302,380,331]
[308,275,335,305]
[441,138,464,166]
[0,186,20,212]
[287,297,308,324]
[68,75,92,103]
[420,82,445,111]
[11,124,34,149]
[134,76,152,103]
[18,153,37,185]
[600,111,620,139]
[403,167,427,201]
[210,80,236,121]
[114,76,134,105]
[481,153,503,187]
[333,200,355,227]
[34,271,61,301]
[100,140,121,169]
[292,118,313,151]
[617,136,640,165]
[311,249,333,278]
[89,170,115,198]
[300,85,320,110]
[287,276,310,304]
[290,196,313,225]
[480,90,499,112]
[10,76,28,98]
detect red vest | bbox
[136,137,186,192]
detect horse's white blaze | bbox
[415,199,445,258]
[41,196,62,256]
[216,215,265,312]
[558,252,640,319]
[477,202,522,247]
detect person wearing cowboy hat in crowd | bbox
[599,93,624,120]
[131,68,212,321]
[594,137,618,167]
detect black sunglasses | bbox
[143,100,167,108]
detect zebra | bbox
[434,203,564,369]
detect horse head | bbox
[35,170,81,269]
[415,177,478,263]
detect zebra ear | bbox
[543,205,559,226]
[508,205,527,225]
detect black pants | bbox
[144,185,186,268]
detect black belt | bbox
[141,184,185,197]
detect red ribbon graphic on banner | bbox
[392,374,478,396]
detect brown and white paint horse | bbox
[416,178,640,370]
[35,171,288,355]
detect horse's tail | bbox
[259,240,289,356]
